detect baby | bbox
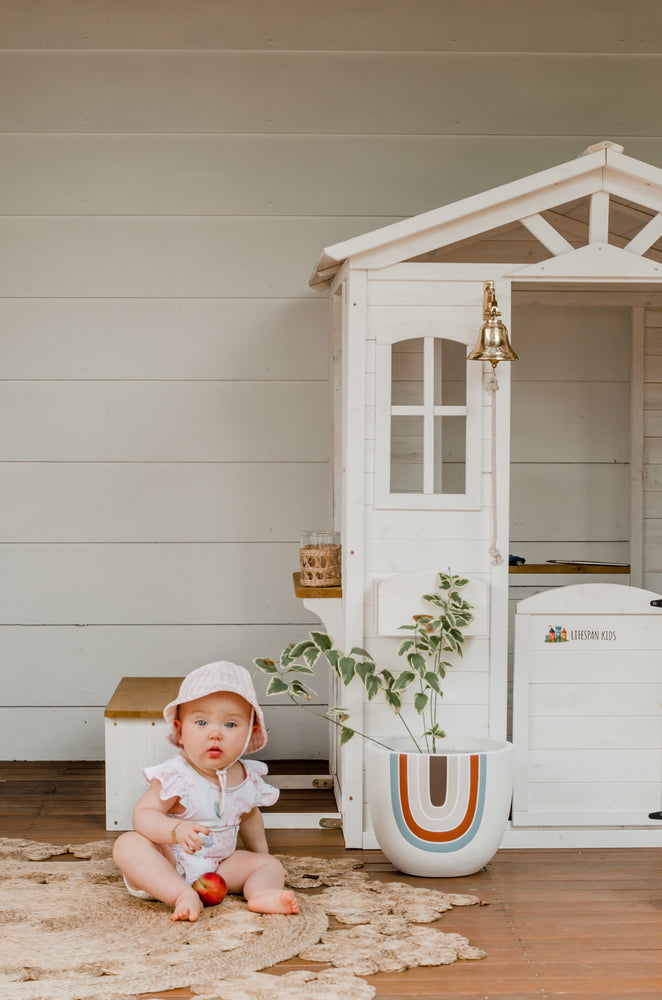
[112,661,299,921]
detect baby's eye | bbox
[224,721,237,729]
[195,719,208,727]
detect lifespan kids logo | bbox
[544,625,568,643]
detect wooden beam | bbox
[520,213,574,255]
[625,212,662,256]
[589,190,610,243]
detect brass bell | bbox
[468,281,518,369]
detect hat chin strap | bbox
[215,708,255,814]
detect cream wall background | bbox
[2,0,662,759]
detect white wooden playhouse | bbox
[303,141,662,849]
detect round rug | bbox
[0,838,328,1000]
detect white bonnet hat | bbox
[163,661,267,753]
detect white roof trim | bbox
[510,241,662,280]
[309,142,662,290]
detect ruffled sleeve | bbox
[243,758,279,808]
[143,755,190,811]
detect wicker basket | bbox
[299,531,341,587]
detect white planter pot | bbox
[366,736,514,877]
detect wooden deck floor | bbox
[2,761,662,999]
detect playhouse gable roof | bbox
[310,141,662,289]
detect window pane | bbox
[434,415,466,493]
[391,414,424,493]
[392,338,423,405]
[434,338,466,406]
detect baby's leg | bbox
[112,831,203,922]
[217,850,299,914]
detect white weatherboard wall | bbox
[5,2,662,759]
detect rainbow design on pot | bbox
[389,752,487,852]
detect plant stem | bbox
[397,711,424,753]
[289,699,401,753]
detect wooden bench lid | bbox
[105,676,184,719]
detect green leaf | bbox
[327,706,350,721]
[253,658,278,674]
[310,631,334,651]
[289,680,314,700]
[407,652,426,675]
[325,649,340,668]
[414,691,429,714]
[385,689,403,712]
[288,662,316,675]
[349,646,372,659]
[338,656,356,685]
[424,671,443,695]
[392,670,416,692]
[425,723,447,739]
[397,639,415,656]
[365,675,382,700]
[421,593,444,606]
[288,639,315,658]
[303,646,322,669]
[454,577,469,588]
[266,676,290,696]
[355,660,375,683]
[339,726,355,745]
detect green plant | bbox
[254,570,474,754]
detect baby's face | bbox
[174,691,255,777]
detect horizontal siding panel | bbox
[0,382,327,461]
[0,704,329,761]
[510,463,630,541]
[0,217,396,298]
[0,135,640,218]
[0,543,313,624]
[522,648,662,683]
[529,683,662,716]
[643,490,662,515]
[527,748,660,783]
[0,298,328,380]
[364,537,491,574]
[511,304,631,382]
[0,707,106,759]
[529,716,662,750]
[365,507,490,540]
[525,781,661,814]
[0,463,329,542]
[0,624,322,706]
[0,0,652,52]
[1,52,661,134]
[511,382,630,462]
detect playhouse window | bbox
[376,334,480,509]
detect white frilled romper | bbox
[144,754,279,883]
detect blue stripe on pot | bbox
[389,752,487,853]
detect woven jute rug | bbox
[0,838,486,1000]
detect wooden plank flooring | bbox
[2,761,662,999]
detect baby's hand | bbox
[173,821,211,854]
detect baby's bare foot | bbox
[247,889,299,914]
[172,886,204,922]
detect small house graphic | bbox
[545,626,569,643]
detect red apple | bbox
[192,871,227,907]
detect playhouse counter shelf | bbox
[508,563,630,575]
[104,676,339,832]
